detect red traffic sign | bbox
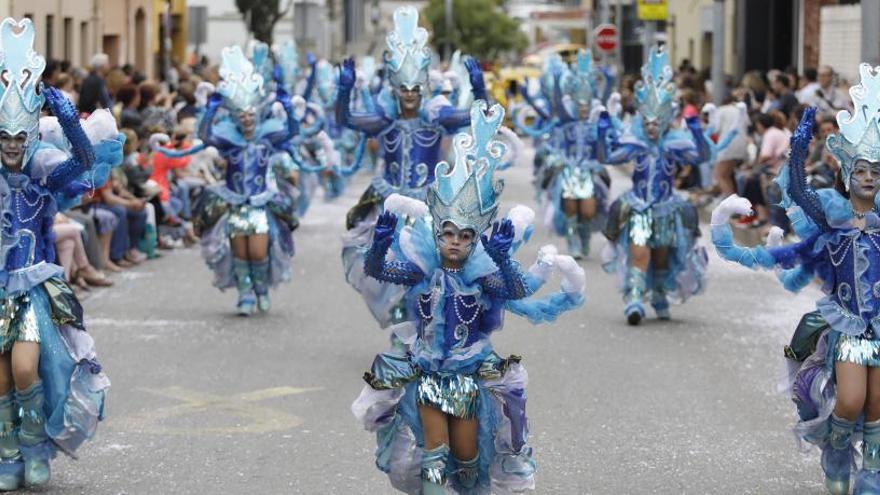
[594,24,618,53]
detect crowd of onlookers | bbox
[615,61,852,235]
[42,53,223,297]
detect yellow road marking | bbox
[116,385,323,435]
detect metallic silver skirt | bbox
[226,205,270,238]
[836,334,880,367]
[417,372,480,419]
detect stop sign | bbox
[594,24,618,53]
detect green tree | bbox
[235,0,293,45]
[423,0,529,60]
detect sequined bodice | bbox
[4,178,54,271]
[631,146,677,204]
[411,272,502,372]
[224,140,272,197]
[380,120,443,191]
[554,121,597,169]
[824,230,880,335]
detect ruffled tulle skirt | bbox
[19,278,108,457]
[352,349,535,494]
[602,192,707,302]
[193,186,296,291]
[547,164,609,236]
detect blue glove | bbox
[339,58,356,92]
[374,211,398,244]
[44,85,78,124]
[465,57,485,96]
[307,52,317,67]
[273,64,284,85]
[207,91,223,109]
[481,219,515,262]
[597,111,612,133]
[685,115,702,132]
[276,86,291,106]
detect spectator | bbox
[802,65,851,115]
[739,113,790,228]
[78,53,113,114]
[770,74,798,117]
[138,82,176,135]
[55,73,78,105]
[116,83,143,134]
[797,67,819,103]
[53,213,113,290]
[712,98,750,197]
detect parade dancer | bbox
[596,46,710,325]
[339,6,487,329]
[0,18,120,490]
[351,101,585,494]
[517,50,611,259]
[194,45,303,316]
[711,64,880,495]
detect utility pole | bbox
[863,0,880,66]
[711,0,725,104]
[444,0,453,61]
[616,0,624,76]
[643,21,654,65]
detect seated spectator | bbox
[53,213,113,290]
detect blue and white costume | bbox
[352,101,585,494]
[712,64,880,495]
[339,6,487,329]
[0,18,121,490]
[192,46,303,314]
[516,50,612,258]
[597,46,710,323]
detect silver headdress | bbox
[634,45,676,130]
[0,18,45,164]
[274,40,300,89]
[385,6,431,91]
[561,49,595,105]
[427,101,506,236]
[827,63,880,188]
[218,45,265,112]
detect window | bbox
[45,15,54,59]
[63,18,72,62]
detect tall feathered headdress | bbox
[274,40,300,89]
[561,49,595,105]
[385,6,431,91]
[634,45,676,131]
[827,63,880,189]
[0,18,45,165]
[217,45,265,112]
[427,101,506,236]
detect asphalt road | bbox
[46,148,827,494]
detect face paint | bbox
[849,159,880,202]
[238,108,257,138]
[0,131,27,169]
[396,86,422,115]
[436,222,476,264]
[643,119,661,141]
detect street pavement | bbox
[48,147,828,494]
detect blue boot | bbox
[564,216,583,260]
[0,393,21,491]
[822,414,856,495]
[454,454,479,491]
[577,220,592,258]
[233,258,256,316]
[16,382,50,487]
[855,419,880,494]
[624,267,647,325]
[651,269,671,320]
[421,444,449,495]
[250,259,271,313]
